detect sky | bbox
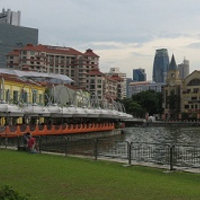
[2,0,200,80]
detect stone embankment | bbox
[144,121,200,127]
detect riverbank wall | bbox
[144,121,200,127]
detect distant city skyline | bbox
[2,0,200,79]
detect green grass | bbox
[0,150,200,200]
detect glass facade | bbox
[0,24,38,68]
[133,68,146,82]
[152,48,169,83]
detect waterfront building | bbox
[0,73,46,125]
[133,68,146,82]
[87,68,118,103]
[163,54,181,120]
[7,44,121,101]
[181,70,200,119]
[152,48,169,83]
[109,74,124,100]
[6,44,98,89]
[129,80,165,96]
[0,8,21,26]
[178,58,190,79]
[105,67,127,98]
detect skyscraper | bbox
[133,68,146,82]
[0,8,21,26]
[152,48,169,83]
[178,58,189,79]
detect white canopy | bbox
[0,68,74,83]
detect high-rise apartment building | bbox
[6,44,98,88]
[152,48,169,83]
[133,68,146,82]
[0,8,21,26]
[178,58,190,79]
[6,44,122,101]
[105,67,126,99]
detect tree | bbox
[132,90,162,116]
[128,101,144,118]
[167,94,180,119]
[120,90,162,118]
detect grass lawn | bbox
[0,150,200,200]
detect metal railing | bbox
[1,136,200,171]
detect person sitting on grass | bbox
[27,133,38,153]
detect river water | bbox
[120,126,200,145]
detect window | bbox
[6,89,10,102]
[193,88,199,93]
[184,105,189,109]
[13,91,18,104]
[39,94,43,105]
[32,90,38,103]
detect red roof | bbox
[19,44,83,56]
[7,45,100,60]
[7,49,20,56]
[0,74,44,87]
[87,68,105,76]
[110,75,124,81]
[83,49,99,58]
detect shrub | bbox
[0,185,30,200]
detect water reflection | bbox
[121,126,200,145]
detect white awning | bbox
[0,68,74,83]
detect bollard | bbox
[38,136,42,154]
[169,145,175,171]
[127,142,132,166]
[64,137,69,156]
[5,137,8,149]
[17,136,20,149]
[94,139,98,161]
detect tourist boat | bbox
[62,106,74,118]
[84,107,100,118]
[0,101,23,117]
[47,103,63,118]
[21,103,50,117]
[0,70,134,138]
[72,106,88,118]
[98,108,114,119]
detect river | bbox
[120,126,200,145]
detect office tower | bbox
[0,9,38,68]
[126,78,133,98]
[152,48,169,83]
[178,58,190,79]
[133,68,146,82]
[0,24,38,68]
[0,8,21,26]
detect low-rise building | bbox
[129,80,165,96]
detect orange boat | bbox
[0,123,116,138]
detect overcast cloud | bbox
[2,0,200,79]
